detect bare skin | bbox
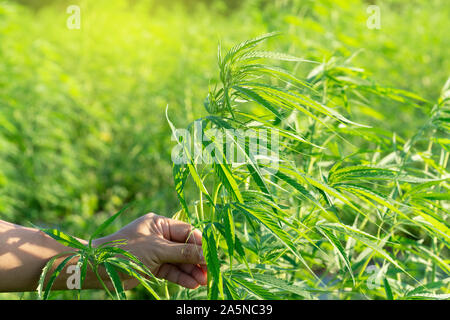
[0,213,207,293]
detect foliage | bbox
[167,33,449,300]
[0,0,448,300]
[36,205,161,300]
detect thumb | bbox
[159,241,206,265]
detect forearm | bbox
[1,213,207,293]
[0,219,111,292]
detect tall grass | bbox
[168,34,449,300]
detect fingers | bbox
[166,218,203,245]
[159,241,205,265]
[177,263,207,286]
[156,264,200,289]
[138,213,208,290]
[123,278,139,291]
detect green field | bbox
[0,0,448,300]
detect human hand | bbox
[95,213,207,289]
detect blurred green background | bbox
[0,0,448,299]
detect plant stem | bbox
[93,265,115,300]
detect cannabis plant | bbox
[36,206,161,300]
[167,33,449,300]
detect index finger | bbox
[166,218,203,245]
